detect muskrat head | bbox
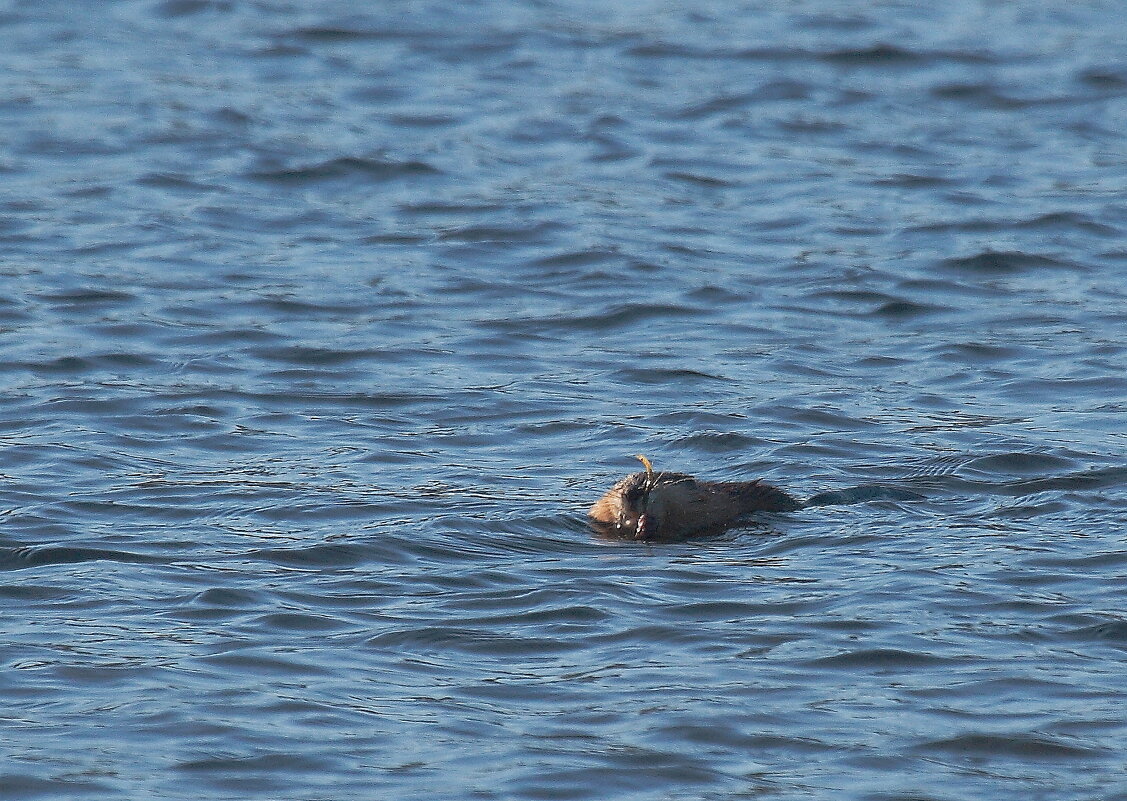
[612,455,666,540]
[613,475,656,539]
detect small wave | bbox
[1064,619,1127,644]
[479,302,708,334]
[0,774,113,798]
[671,431,759,453]
[1006,465,1127,495]
[663,170,739,187]
[366,626,582,656]
[931,82,1028,109]
[872,299,945,318]
[931,342,1022,362]
[285,26,394,43]
[939,250,1078,274]
[0,545,156,571]
[818,43,925,65]
[34,288,136,306]
[612,366,730,385]
[805,485,927,505]
[248,345,382,367]
[960,451,1079,475]
[436,221,559,243]
[662,599,815,621]
[870,172,953,188]
[189,587,266,607]
[248,542,393,569]
[254,612,350,633]
[248,156,441,185]
[1024,551,1127,570]
[675,92,761,120]
[914,732,1105,760]
[176,751,331,774]
[531,247,624,270]
[806,648,956,669]
[1014,211,1118,235]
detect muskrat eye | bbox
[623,485,648,509]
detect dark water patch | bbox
[153,0,232,19]
[675,92,760,120]
[908,675,1073,700]
[960,451,1079,476]
[366,626,583,656]
[0,545,158,571]
[662,598,815,621]
[175,751,333,780]
[931,341,1023,362]
[805,485,927,505]
[775,406,881,430]
[1062,619,1127,645]
[248,345,382,366]
[812,289,900,306]
[939,250,1078,274]
[931,82,1029,109]
[362,231,429,245]
[239,295,379,317]
[398,200,507,217]
[1076,66,1127,89]
[33,288,136,307]
[183,586,267,608]
[989,499,1070,520]
[480,301,708,334]
[671,430,759,453]
[871,172,954,188]
[135,171,226,194]
[1003,376,1127,402]
[448,603,609,628]
[509,758,729,801]
[1002,465,1127,495]
[248,156,442,185]
[807,648,958,669]
[818,43,927,66]
[1014,211,1119,235]
[247,542,393,569]
[625,42,788,61]
[0,773,113,798]
[914,732,1106,760]
[23,356,96,374]
[385,110,462,128]
[611,366,729,385]
[590,623,712,647]
[284,25,401,43]
[684,284,748,304]
[663,170,739,188]
[0,582,73,601]
[436,220,560,243]
[197,649,331,677]
[872,299,945,318]
[254,612,351,633]
[1024,550,1127,570]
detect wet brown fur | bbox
[589,470,802,541]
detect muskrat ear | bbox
[633,454,654,482]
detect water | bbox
[2,1,1126,799]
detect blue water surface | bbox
[2,2,1127,799]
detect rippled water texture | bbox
[3,2,1127,799]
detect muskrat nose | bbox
[635,513,656,540]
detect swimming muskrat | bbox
[589,455,802,541]
[590,455,928,541]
